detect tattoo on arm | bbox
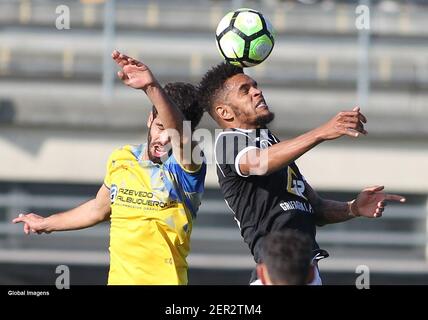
[314,199,353,226]
[305,182,353,226]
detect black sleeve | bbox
[215,131,258,177]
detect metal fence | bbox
[0,183,427,274]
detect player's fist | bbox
[316,107,367,141]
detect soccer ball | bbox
[215,8,275,67]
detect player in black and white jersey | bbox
[198,62,406,285]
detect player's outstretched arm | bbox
[12,184,111,234]
[239,107,367,176]
[306,183,406,226]
[111,50,196,170]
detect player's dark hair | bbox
[198,62,243,117]
[152,82,204,131]
[261,230,313,285]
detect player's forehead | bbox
[224,74,256,92]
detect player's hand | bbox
[112,50,158,91]
[317,107,367,141]
[12,213,49,235]
[351,186,406,218]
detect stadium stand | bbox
[0,0,427,284]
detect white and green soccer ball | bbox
[216,8,275,67]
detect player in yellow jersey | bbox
[12,51,206,285]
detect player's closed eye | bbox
[239,85,250,95]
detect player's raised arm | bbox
[112,50,196,170]
[12,184,111,234]
[239,107,367,176]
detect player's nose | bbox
[159,131,171,145]
[251,86,262,97]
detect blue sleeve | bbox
[163,155,206,217]
[164,155,206,194]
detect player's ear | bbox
[256,263,269,285]
[215,104,234,121]
[306,264,316,284]
[147,111,154,128]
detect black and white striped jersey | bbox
[214,128,320,264]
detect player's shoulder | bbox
[215,128,254,143]
[107,144,143,162]
[164,152,206,176]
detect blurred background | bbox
[0,0,427,285]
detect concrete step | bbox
[1,0,428,37]
[1,28,427,88]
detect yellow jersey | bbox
[103,144,206,285]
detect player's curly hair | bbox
[152,82,204,131]
[261,230,313,285]
[198,62,243,117]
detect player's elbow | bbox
[98,207,111,223]
[90,202,111,224]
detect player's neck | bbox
[142,145,150,161]
[224,121,259,130]
[228,124,266,131]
